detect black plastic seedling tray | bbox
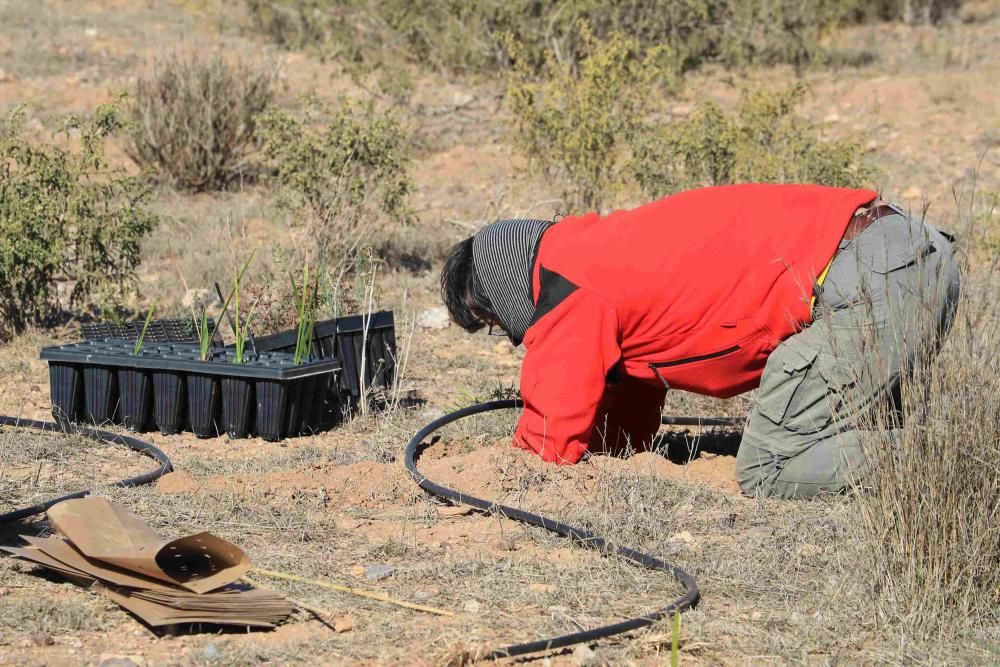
[41,340,340,442]
[80,318,218,344]
[249,310,397,421]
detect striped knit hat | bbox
[472,218,554,346]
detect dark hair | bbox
[441,237,492,333]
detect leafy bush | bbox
[257,101,412,266]
[128,52,275,192]
[633,84,874,198]
[507,27,672,209]
[245,0,522,72]
[240,1,818,75]
[245,0,327,50]
[839,0,965,24]
[0,105,157,339]
[246,0,961,76]
[508,32,870,209]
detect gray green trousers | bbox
[736,211,961,499]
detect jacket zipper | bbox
[647,345,742,392]
[649,345,742,369]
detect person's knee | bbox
[735,438,776,497]
[735,462,761,496]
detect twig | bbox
[249,567,454,617]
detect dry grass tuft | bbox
[852,264,999,638]
[0,596,112,634]
[128,51,275,192]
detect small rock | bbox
[572,644,597,666]
[416,307,450,330]
[201,643,220,660]
[528,583,555,593]
[0,67,14,83]
[31,633,54,646]
[824,113,841,123]
[463,599,481,613]
[452,91,475,107]
[349,565,365,578]
[0,587,9,596]
[333,615,354,633]
[865,139,878,152]
[900,186,922,200]
[84,27,98,38]
[364,564,395,581]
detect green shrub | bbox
[128,52,274,192]
[0,105,157,339]
[713,0,845,69]
[507,27,672,209]
[245,0,940,75]
[245,0,328,50]
[245,0,521,73]
[632,85,873,198]
[839,0,965,24]
[257,101,412,265]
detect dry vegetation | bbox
[0,0,998,665]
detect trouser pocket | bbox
[757,340,833,437]
[759,336,868,433]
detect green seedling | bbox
[194,306,214,361]
[191,252,255,361]
[290,263,320,365]
[132,303,156,356]
[230,251,260,365]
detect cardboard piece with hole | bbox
[46,497,250,593]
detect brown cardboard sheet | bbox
[47,498,250,593]
[1,498,292,630]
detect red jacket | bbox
[513,184,877,463]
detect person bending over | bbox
[440,184,960,499]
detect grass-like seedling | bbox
[191,252,255,361]
[230,251,259,365]
[290,264,320,365]
[132,303,156,356]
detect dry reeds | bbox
[851,196,999,639]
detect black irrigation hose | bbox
[0,416,173,525]
[404,399,743,660]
